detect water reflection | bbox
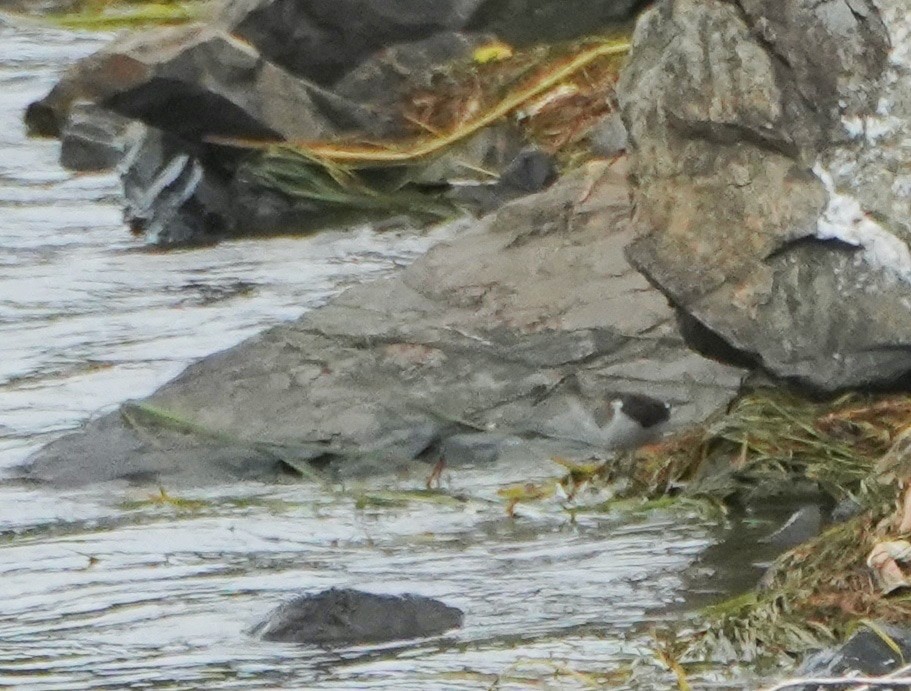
[0,477,715,689]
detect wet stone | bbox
[586,112,627,159]
[60,102,140,172]
[831,497,865,524]
[252,588,464,645]
[796,622,911,684]
[759,505,824,549]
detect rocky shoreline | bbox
[13,0,911,682]
[24,157,745,485]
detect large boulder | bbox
[218,0,487,86]
[218,0,646,86]
[26,24,369,141]
[619,0,911,392]
[22,159,745,486]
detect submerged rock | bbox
[23,159,745,486]
[252,588,464,645]
[619,0,911,392]
[795,622,911,688]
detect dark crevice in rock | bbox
[675,310,762,372]
[762,234,862,262]
[626,243,762,372]
[667,113,800,159]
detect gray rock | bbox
[219,0,487,86]
[830,497,864,524]
[27,24,366,143]
[59,102,141,172]
[444,143,557,215]
[796,623,911,688]
[619,0,911,392]
[333,32,493,126]
[586,112,627,159]
[224,165,325,239]
[759,505,823,549]
[498,147,557,193]
[464,0,649,46]
[252,588,464,645]
[219,0,645,87]
[120,128,231,246]
[23,160,746,486]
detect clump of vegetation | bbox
[224,35,630,223]
[621,391,911,508]
[616,391,911,664]
[683,515,881,663]
[246,150,461,223]
[400,35,629,160]
[501,391,911,668]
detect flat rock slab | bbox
[24,159,745,486]
[252,588,464,645]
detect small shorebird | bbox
[528,391,671,451]
[591,393,671,450]
[426,392,671,488]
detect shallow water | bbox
[0,18,771,690]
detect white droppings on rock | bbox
[826,0,911,263]
[841,115,864,139]
[813,164,911,282]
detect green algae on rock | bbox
[46,0,210,30]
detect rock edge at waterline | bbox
[22,159,746,487]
